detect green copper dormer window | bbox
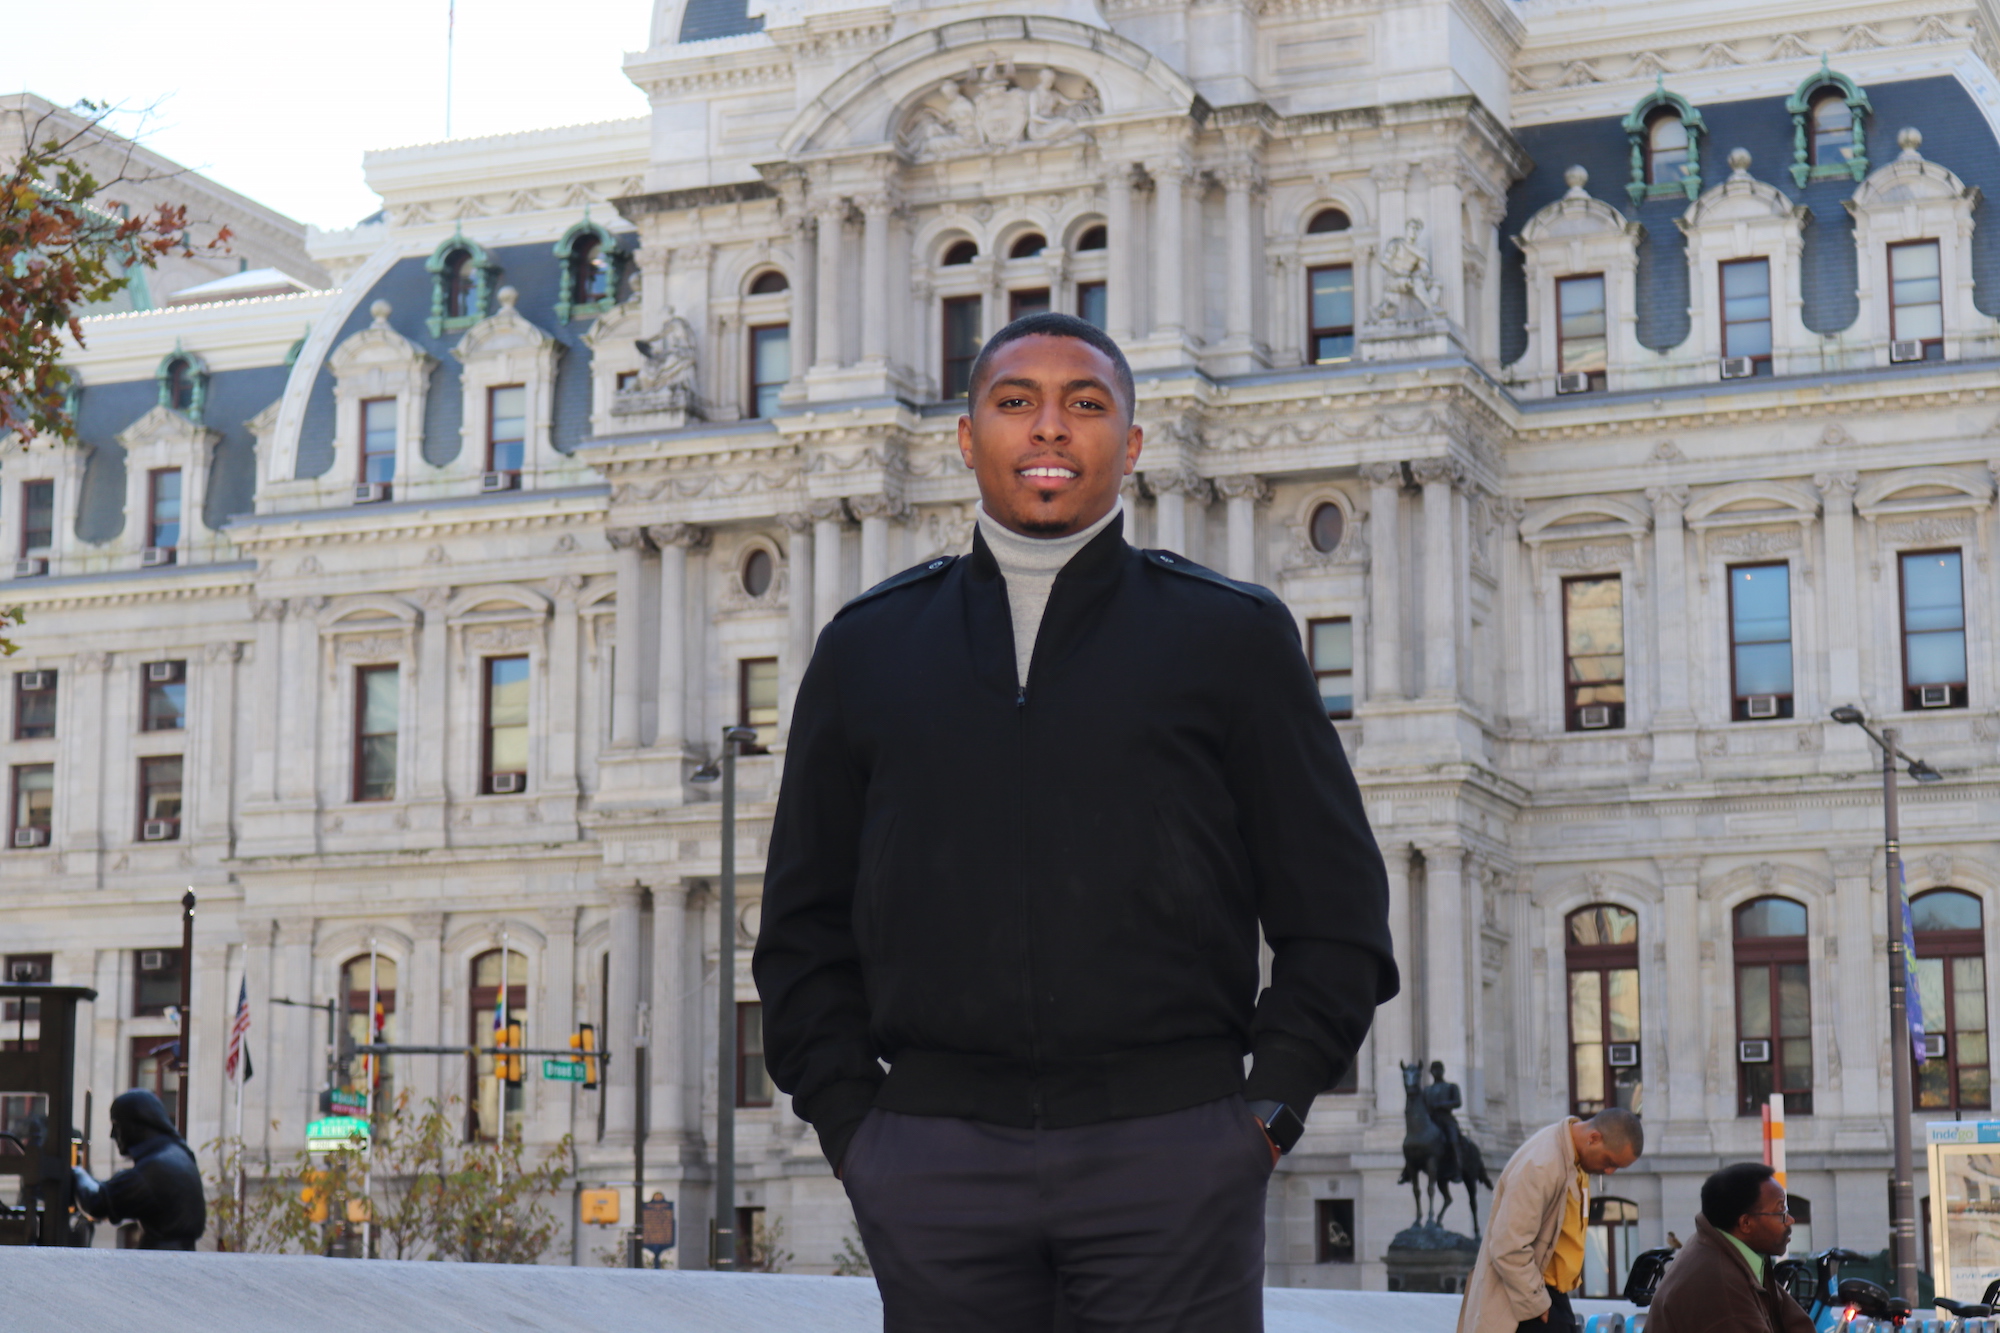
[1788,59,1871,187]
[553,219,628,323]
[426,232,498,337]
[1624,80,1705,204]
[154,345,208,421]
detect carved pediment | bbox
[116,404,221,454]
[897,58,1100,160]
[454,287,557,363]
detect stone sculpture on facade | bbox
[618,312,701,419]
[1371,217,1446,320]
[901,58,1099,158]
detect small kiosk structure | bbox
[1926,1120,2000,1301]
[0,983,97,1246]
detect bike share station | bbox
[1927,1121,2000,1309]
[0,983,97,1246]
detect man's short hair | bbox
[1587,1107,1644,1157]
[1701,1162,1777,1231]
[965,312,1136,420]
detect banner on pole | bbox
[1900,858,1928,1063]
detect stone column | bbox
[810,497,849,635]
[859,192,894,366]
[1832,849,1883,1118]
[540,906,577,1139]
[238,919,276,1150]
[1657,858,1704,1127]
[1818,471,1861,705]
[1413,458,1460,699]
[248,601,285,803]
[195,642,240,844]
[1150,468,1208,556]
[1149,161,1190,338]
[277,598,325,804]
[407,910,446,1106]
[546,579,582,794]
[1222,164,1260,347]
[1648,486,1693,722]
[1104,165,1137,342]
[1362,463,1405,702]
[1424,160,1467,329]
[607,529,649,749]
[1373,845,1416,1121]
[812,200,847,372]
[779,513,813,733]
[637,247,671,346]
[649,881,690,1138]
[647,524,709,755]
[851,495,908,591]
[1418,842,1469,1078]
[785,215,816,399]
[1216,476,1269,582]
[270,918,315,1145]
[603,880,643,1138]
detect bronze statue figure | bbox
[71,1089,205,1250]
[1399,1060,1495,1236]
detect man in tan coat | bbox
[1455,1109,1644,1333]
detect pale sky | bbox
[4,0,655,232]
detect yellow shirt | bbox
[1542,1165,1588,1292]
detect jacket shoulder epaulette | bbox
[834,554,959,618]
[1141,549,1280,606]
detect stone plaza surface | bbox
[0,1248,1638,1332]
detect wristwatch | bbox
[1245,1099,1305,1156]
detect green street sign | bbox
[306,1116,370,1151]
[320,1088,366,1115]
[544,1059,585,1082]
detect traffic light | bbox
[335,1020,356,1084]
[570,1023,600,1089]
[300,1169,329,1223]
[498,1021,524,1086]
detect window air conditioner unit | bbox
[12,827,49,849]
[1919,685,1954,709]
[1738,1039,1772,1065]
[13,557,46,577]
[1890,340,1925,364]
[140,546,175,567]
[480,471,518,493]
[1719,356,1756,380]
[1607,1043,1640,1068]
[490,772,525,794]
[140,950,165,971]
[141,820,177,842]
[354,483,391,504]
[1555,372,1591,395]
[18,671,51,691]
[147,661,182,684]
[1921,1033,1947,1061]
[1744,694,1781,719]
[1577,704,1613,730]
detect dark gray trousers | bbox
[840,1095,1274,1333]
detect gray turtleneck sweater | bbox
[977,501,1123,686]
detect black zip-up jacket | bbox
[754,515,1398,1169]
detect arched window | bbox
[442,250,475,320]
[573,240,609,303]
[1645,112,1688,186]
[1009,233,1046,259]
[1734,897,1812,1116]
[155,349,208,419]
[1306,208,1351,234]
[1567,905,1641,1116]
[941,239,979,266]
[1585,1196,1640,1298]
[554,221,627,322]
[1914,889,1989,1111]
[1075,225,1107,251]
[165,359,195,411]
[1809,93,1852,168]
[469,948,528,1139]
[340,955,397,1107]
[748,270,789,295]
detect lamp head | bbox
[1830,705,1866,726]
[689,756,721,784]
[1910,760,1944,784]
[723,725,759,746]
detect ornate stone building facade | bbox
[9,0,2000,1289]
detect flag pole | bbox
[364,938,379,1258]
[233,970,246,1228]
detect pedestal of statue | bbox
[1384,1220,1481,1294]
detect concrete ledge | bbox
[0,1248,1639,1332]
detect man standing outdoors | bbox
[1645,1163,1813,1333]
[1456,1108,1644,1332]
[754,312,1397,1331]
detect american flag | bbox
[224,976,253,1082]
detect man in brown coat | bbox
[1456,1109,1644,1333]
[1647,1162,1815,1333]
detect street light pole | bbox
[1880,727,1918,1305]
[692,724,757,1271]
[1832,706,1939,1307]
[177,891,195,1134]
